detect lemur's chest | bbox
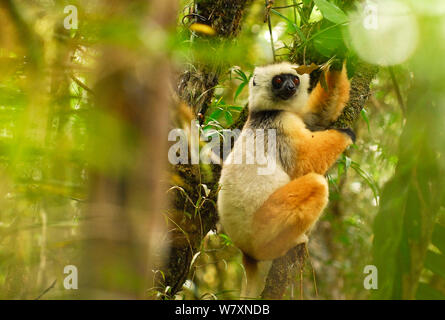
[247,110,307,178]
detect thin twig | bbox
[272,3,302,10]
[181,13,208,26]
[35,279,57,300]
[70,75,95,94]
[305,245,318,297]
[299,265,303,300]
[388,66,406,115]
[265,1,276,62]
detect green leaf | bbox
[424,250,445,279]
[337,161,344,177]
[219,233,233,246]
[233,68,248,82]
[432,224,445,254]
[224,111,233,125]
[337,154,351,176]
[416,283,445,300]
[234,82,247,102]
[313,24,343,57]
[344,155,351,171]
[209,109,223,121]
[313,0,348,24]
[271,9,306,42]
[228,105,243,111]
[361,108,371,134]
[351,162,379,204]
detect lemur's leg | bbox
[247,173,328,261]
[241,255,272,299]
[292,128,353,178]
[301,65,350,130]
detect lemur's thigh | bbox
[249,173,328,260]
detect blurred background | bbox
[0,0,444,300]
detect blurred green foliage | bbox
[0,0,444,300]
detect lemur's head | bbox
[249,62,310,112]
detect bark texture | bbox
[162,0,252,298]
[178,0,252,117]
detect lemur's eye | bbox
[272,76,283,88]
[292,76,300,86]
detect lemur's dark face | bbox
[271,73,300,100]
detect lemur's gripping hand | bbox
[302,64,350,130]
[334,128,356,143]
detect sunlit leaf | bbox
[361,108,371,134]
[234,82,247,102]
[189,23,217,36]
[313,24,344,57]
[313,0,348,24]
[271,9,306,41]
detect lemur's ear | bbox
[252,75,257,86]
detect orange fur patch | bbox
[292,129,352,178]
[281,112,352,178]
[303,65,350,126]
[248,173,328,261]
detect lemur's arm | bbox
[282,114,354,178]
[293,128,353,177]
[300,65,350,130]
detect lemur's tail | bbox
[241,254,272,299]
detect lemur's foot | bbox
[295,233,308,245]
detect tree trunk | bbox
[81,0,177,299]
[161,0,252,298]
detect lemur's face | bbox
[248,62,310,112]
[271,73,301,100]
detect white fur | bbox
[248,62,310,113]
[218,127,291,254]
[217,62,312,298]
[217,61,347,299]
[218,63,310,256]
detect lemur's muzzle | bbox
[272,73,300,100]
[279,82,296,100]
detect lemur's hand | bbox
[334,128,356,143]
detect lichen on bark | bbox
[161,0,252,298]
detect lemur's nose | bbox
[285,81,296,94]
